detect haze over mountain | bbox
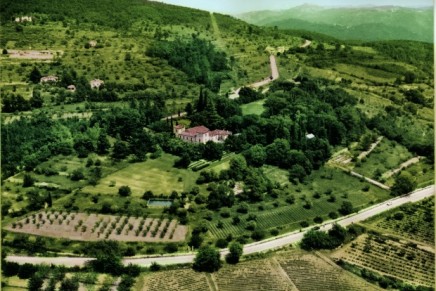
[238,4,433,42]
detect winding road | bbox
[6,185,434,268]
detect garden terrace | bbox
[6,211,187,242]
[331,234,435,288]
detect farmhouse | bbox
[67,85,76,92]
[40,75,58,83]
[306,133,315,139]
[90,79,104,89]
[15,16,32,23]
[89,40,97,47]
[174,125,231,143]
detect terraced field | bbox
[331,234,435,288]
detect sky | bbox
[154,0,433,14]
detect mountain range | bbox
[237,4,433,42]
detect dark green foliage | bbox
[22,173,35,187]
[225,241,243,264]
[391,172,417,196]
[118,186,132,197]
[17,263,37,279]
[29,67,42,84]
[87,240,123,275]
[301,223,350,250]
[28,273,44,291]
[97,131,111,155]
[207,183,235,210]
[150,262,161,272]
[118,275,135,291]
[60,277,79,291]
[147,37,228,92]
[238,87,262,104]
[193,245,222,272]
[339,201,354,215]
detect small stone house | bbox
[90,79,104,89]
[67,85,76,92]
[40,76,58,83]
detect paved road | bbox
[229,55,279,99]
[6,185,434,267]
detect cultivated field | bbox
[137,268,210,291]
[213,258,295,291]
[276,251,379,291]
[331,234,435,288]
[6,211,187,242]
[135,250,379,291]
[362,198,434,245]
[208,166,390,239]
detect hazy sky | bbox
[154,0,432,14]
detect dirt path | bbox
[210,13,225,51]
[349,170,390,190]
[358,136,383,160]
[382,156,422,179]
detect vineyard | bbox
[212,258,294,291]
[6,211,187,242]
[138,268,210,291]
[134,250,381,290]
[363,198,434,245]
[276,251,378,291]
[331,234,435,288]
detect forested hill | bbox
[0,0,211,29]
[238,5,433,43]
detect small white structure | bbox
[306,133,315,139]
[175,125,231,144]
[89,40,97,47]
[67,85,76,92]
[90,79,104,89]
[40,76,58,83]
[15,16,32,23]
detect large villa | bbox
[174,125,232,143]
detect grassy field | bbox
[207,165,390,240]
[240,99,265,115]
[353,138,414,181]
[82,154,199,196]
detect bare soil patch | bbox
[6,211,187,242]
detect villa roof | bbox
[185,126,209,134]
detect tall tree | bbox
[193,245,222,272]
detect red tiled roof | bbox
[209,130,231,136]
[175,125,185,129]
[185,126,209,134]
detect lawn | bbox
[353,138,414,181]
[82,153,199,196]
[241,99,265,115]
[385,159,434,188]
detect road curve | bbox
[6,185,434,267]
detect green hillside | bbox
[238,5,433,42]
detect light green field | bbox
[82,153,199,196]
[3,276,28,290]
[354,138,414,181]
[241,99,265,115]
[385,159,434,188]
